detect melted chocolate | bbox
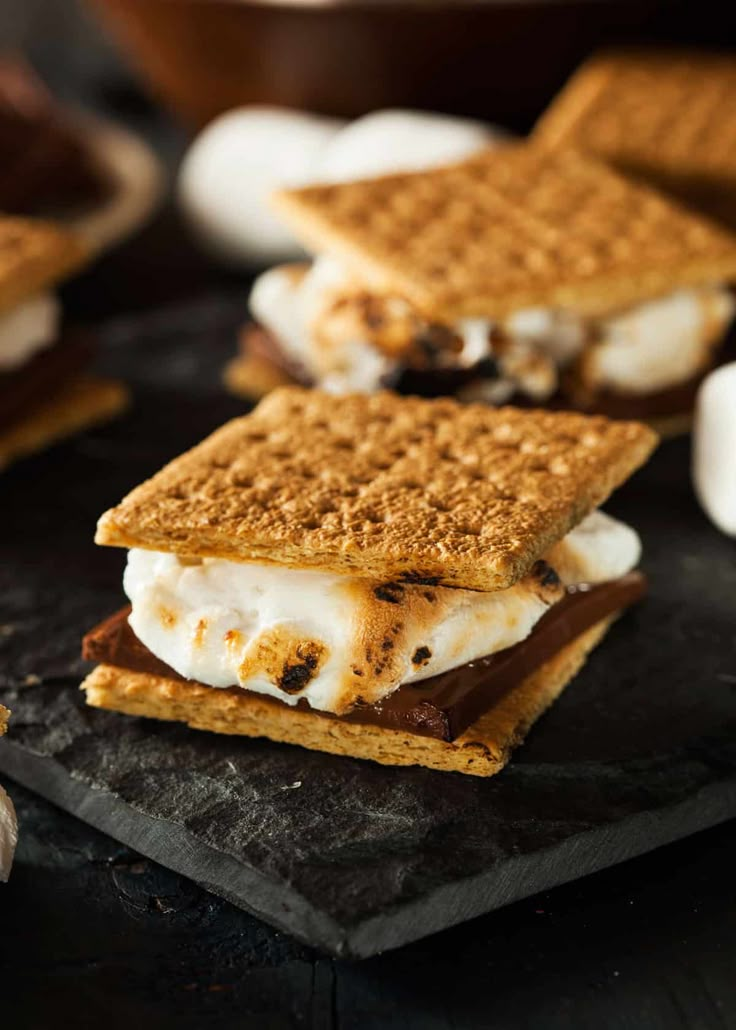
[0,332,93,433]
[83,572,646,742]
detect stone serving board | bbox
[1,302,735,958]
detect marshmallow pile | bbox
[177,108,507,266]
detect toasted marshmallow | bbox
[249,259,558,398]
[693,362,736,536]
[250,258,399,391]
[0,783,17,882]
[252,256,734,404]
[124,510,639,716]
[580,286,734,396]
[0,292,59,371]
[503,307,587,365]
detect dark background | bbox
[1,3,736,1028]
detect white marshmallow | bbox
[123,511,639,715]
[177,107,345,266]
[546,510,641,584]
[693,362,736,536]
[178,107,504,267]
[585,287,735,395]
[0,783,17,882]
[504,307,587,365]
[250,258,398,390]
[0,293,59,371]
[319,109,505,182]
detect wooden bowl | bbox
[88,0,677,130]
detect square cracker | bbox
[81,615,613,777]
[0,705,8,736]
[0,215,89,314]
[271,145,736,323]
[534,49,736,227]
[96,386,656,592]
[0,376,129,472]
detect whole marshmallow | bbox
[693,362,736,535]
[319,108,506,182]
[0,783,17,882]
[178,106,506,267]
[177,107,345,266]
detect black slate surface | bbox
[1,302,736,958]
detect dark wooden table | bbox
[1,13,736,1028]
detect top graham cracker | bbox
[96,387,657,592]
[0,215,88,314]
[271,145,736,323]
[0,705,8,736]
[534,50,736,219]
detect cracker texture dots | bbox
[272,146,736,321]
[535,50,736,194]
[96,387,657,592]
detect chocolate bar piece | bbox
[0,332,92,433]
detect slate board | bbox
[1,300,736,959]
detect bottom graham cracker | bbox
[223,350,296,402]
[82,616,613,777]
[0,376,129,471]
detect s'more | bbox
[534,49,736,233]
[0,215,127,470]
[83,387,656,776]
[226,146,736,436]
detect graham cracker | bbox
[223,351,298,402]
[96,386,656,592]
[0,705,8,736]
[81,615,613,777]
[271,146,736,323]
[0,216,89,314]
[534,49,736,228]
[0,375,129,472]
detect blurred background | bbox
[4,1,736,316]
[5,1,736,129]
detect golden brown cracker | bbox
[96,386,656,592]
[0,705,8,736]
[223,351,299,402]
[81,615,613,777]
[534,49,736,228]
[0,216,89,314]
[271,146,736,322]
[0,376,129,472]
